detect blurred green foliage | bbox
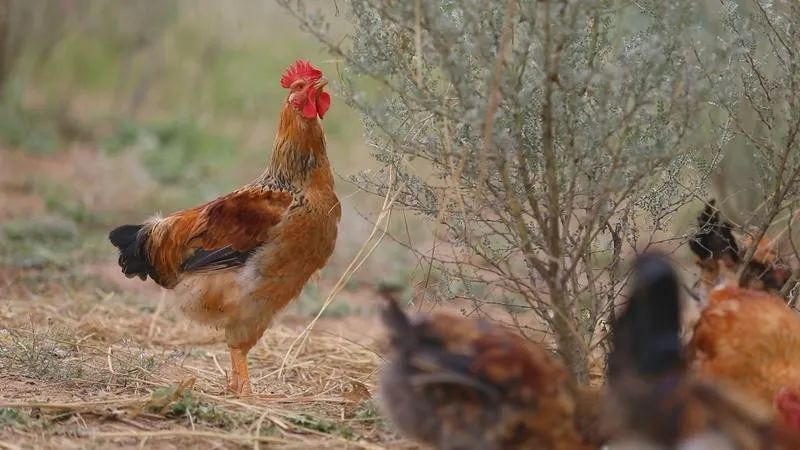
[0,81,59,153]
[0,1,361,163]
[0,1,417,295]
[40,34,121,92]
[0,216,79,268]
[103,119,237,185]
[0,408,30,429]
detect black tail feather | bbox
[181,246,255,272]
[108,224,153,282]
[609,252,683,380]
[688,199,740,264]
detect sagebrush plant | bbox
[279,0,800,380]
[703,0,800,301]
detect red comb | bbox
[280,60,323,88]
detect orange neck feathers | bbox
[267,104,332,188]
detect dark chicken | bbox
[689,200,792,296]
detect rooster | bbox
[686,201,800,434]
[376,287,602,450]
[604,252,800,449]
[109,60,340,395]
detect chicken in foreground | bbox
[686,201,800,433]
[109,60,340,395]
[604,252,800,449]
[376,288,601,450]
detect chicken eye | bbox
[292,80,306,90]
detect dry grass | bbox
[0,274,415,449]
[0,114,422,447]
[0,143,617,449]
[0,121,575,449]
[0,3,422,444]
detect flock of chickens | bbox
[108,60,800,449]
[377,205,800,450]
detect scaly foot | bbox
[228,346,253,396]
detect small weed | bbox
[107,344,165,387]
[350,399,389,431]
[0,408,30,429]
[0,327,84,383]
[289,413,354,439]
[143,378,196,414]
[168,391,234,428]
[143,380,234,428]
[353,399,381,421]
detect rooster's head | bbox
[281,60,330,120]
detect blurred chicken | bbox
[109,60,340,395]
[689,200,792,297]
[690,285,800,415]
[686,201,800,434]
[376,288,601,450]
[604,252,800,449]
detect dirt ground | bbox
[0,148,422,449]
[0,138,581,449]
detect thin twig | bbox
[253,408,270,450]
[278,166,404,376]
[0,441,22,450]
[91,430,286,445]
[414,0,423,87]
[148,289,167,341]
[478,0,516,183]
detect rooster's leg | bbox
[228,345,253,395]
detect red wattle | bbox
[316,92,331,119]
[302,99,317,119]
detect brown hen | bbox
[605,252,800,450]
[377,290,601,450]
[109,60,340,395]
[686,201,800,434]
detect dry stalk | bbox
[278,165,404,377]
[147,289,167,341]
[91,430,288,445]
[0,441,22,450]
[478,0,516,184]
